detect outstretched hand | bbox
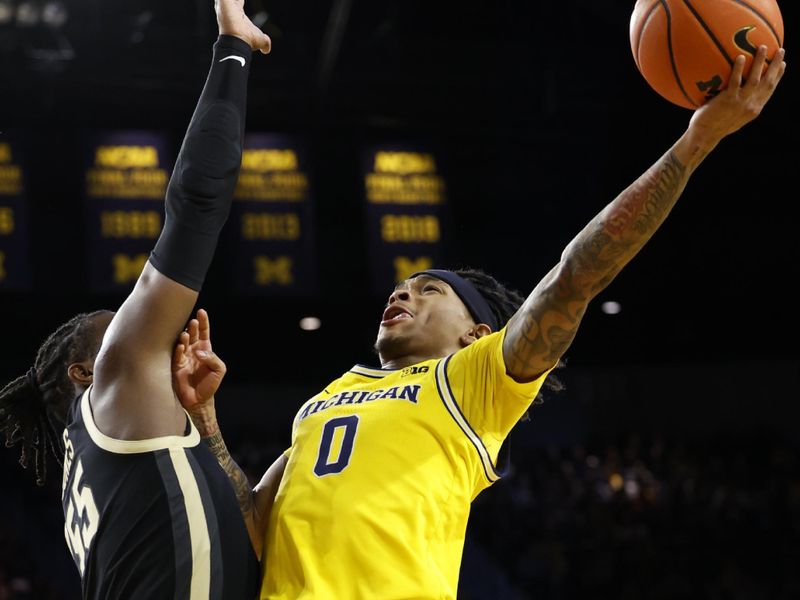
[216,0,271,54]
[172,309,227,412]
[690,45,786,141]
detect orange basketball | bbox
[630,0,784,109]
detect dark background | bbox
[1,0,797,379]
[1,1,799,598]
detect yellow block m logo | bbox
[393,256,432,283]
[254,256,293,286]
[112,254,148,285]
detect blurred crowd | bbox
[468,432,800,599]
[1,432,799,599]
[0,452,73,600]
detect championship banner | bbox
[0,136,32,290]
[82,131,172,293]
[361,144,451,294]
[226,134,317,295]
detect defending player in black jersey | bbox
[0,1,270,598]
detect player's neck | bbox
[380,353,437,371]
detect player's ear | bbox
[67,360,94,386]
[459,323,492,347]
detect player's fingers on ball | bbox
[730,55,746,88]
[768,48,787,80]
[777,58,787,84]
[757,55,785,102]
[747,46,769,86]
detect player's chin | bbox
[374,329,411,359]
[375,327,396,347]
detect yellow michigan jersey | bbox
[262,326,552,599]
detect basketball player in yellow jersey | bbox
[268,275,554,596]
[173,45,786,598]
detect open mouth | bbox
[381,304,413,326]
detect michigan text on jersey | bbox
[296,385,422,422]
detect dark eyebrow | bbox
[403,275,430,288]
[392,275,445,293]
[416,276,448,290]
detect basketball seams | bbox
[634,0,664,66]
[663,0,699,108]
[631,0,782,109]
[729,0,783,47]
[680,0,735,67]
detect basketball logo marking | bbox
[734,26,758,56]
[696,74,723,101]
[629,0,784,109]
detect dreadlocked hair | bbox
[454,267,566,412]
[0,310,110,486]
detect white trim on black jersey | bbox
[168,447,213,599]
[80,386,200,454]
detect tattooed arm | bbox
[200,423,259,544]
[504,47,786,381]
[172,309,287,560]
[197,414,287,561]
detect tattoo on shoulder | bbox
[506,273,586,375]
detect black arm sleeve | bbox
[149,34,253,291]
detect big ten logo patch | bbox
[401,365,429,378]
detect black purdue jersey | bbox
[60,386,259,600]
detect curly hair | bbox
[0,310,111,485]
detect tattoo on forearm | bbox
[203,431,254,518]
[506,151,687,377]
[606,151,686,237]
